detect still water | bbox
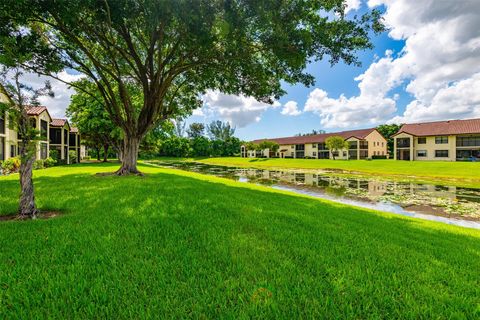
[147,161,480,229]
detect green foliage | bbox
[258,141,280,153]
[0,156,20,174]
[69,150,78,163]
[211,137,242,157]
[207,121,235,141]
[377,124,402,155]
[49,149,59,162]
[0,163,478,318]
[190,136,211,157]
[67,79,123,154]
[187,123,205,139]
[33,159,44,170]
[43,157,56,168]
[325,136,349,159]
[160,136,192,157]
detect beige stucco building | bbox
[242,128,388,160]
[393,118,480,161]
[0,97,83,164]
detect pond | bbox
[146,160,480,230]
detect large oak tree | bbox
[4,0,382,175]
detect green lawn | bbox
[1,163,479,318]
[195,157,480,188]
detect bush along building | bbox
[242,128,388,160]
[0,103,82,164]
[393,118,480,161]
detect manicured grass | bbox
[1,163,479,318]
[195,157,480,188]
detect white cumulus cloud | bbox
[304,0,480,127]
[200,90,280,127]
[281,100,302,116]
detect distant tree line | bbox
[140,120,242,158]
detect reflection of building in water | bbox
[391,182,458,200]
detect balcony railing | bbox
[396,138,410,148]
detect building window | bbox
[291,145,294,149]
[0,137,4,161]
[63,128,68,146]
[312,144,317,148]
[396,138,410,148]
[417,150,427,157]
[418,137,426,144]
[0,114,5,134]
[40,143,48,160]
[382,142,384,147]
[343,151,347,157]
[40,120,48,139]
[435,150,449,158]
[435,136,448,144]
[50,128,62,144]
[313,152,316,157]
[290,152,294,157]
[456,136,480,147]
[10,145,16,157]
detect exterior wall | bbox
[365,130,388,157]
[394,133,457,161]
[411,135,456,161]
[305,143,316,158]
[0,93,18,161]
[50,124,70,163]
[394,132,414,161]
[33,111,51,160]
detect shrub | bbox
[1,157,21,174]
[83,156,91,160]
[49,149,59,161]
[371,155,388,159]
[33,159,45,170]
[44,157,56,168]
[69,150,77,163]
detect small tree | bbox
[258,141,280,157]
[325,136,349,160]
[187,123,205,139]
[377,124,402,155]
[0,69,54,218]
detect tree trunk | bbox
[103,144,109,162]
[115,136,141,175]
[18,155,37,219]
[96,147,101,161]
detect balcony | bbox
[396,138,410,148]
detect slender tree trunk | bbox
[103,144,109,162]
[115,135,141,175]
[96,147,101,161]
[18,148,37,219]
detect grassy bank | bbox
[1,163,479,318]
[194,157,480,188]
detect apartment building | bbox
[393,118,480,161]
[0,95,82,164]
[242,128,388,160]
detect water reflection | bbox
[147,161,480,229]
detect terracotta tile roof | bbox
[50,118,68,127]
[70,127,79,133]
[251,128,379,145]
[26,106,47,116]
[394,118,480,137]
